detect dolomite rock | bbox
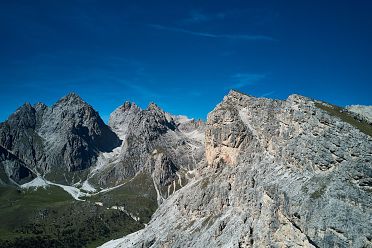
[346,105,372,124]
[108,101,142,140]
[102,90,372,248]
[0,93,120,184]
[0,92,205,202]
[94,101,205,202]
[0,145,35,185]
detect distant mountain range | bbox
[0,91,371,248]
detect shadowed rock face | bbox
[0,93,120,183]
[0,145,35,185]
[103,90,372,248]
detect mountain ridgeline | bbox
[0,91,371,248]
[0,93,121,184]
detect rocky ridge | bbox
[346,105,372,124]
[1,90,371,248]
[101,90,372,248]
[88,101,205,204]
[0,93,121,184]
[0,93,205,203]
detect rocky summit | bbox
[0,93,121,184]
[0,91,371,248]
[100,90,372,248]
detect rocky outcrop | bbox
[346,105,372,124]
[102,90,372,248]
[38,93,120,173]
[108,101,142,139]
[0,93,120,184]
[0,92,205,205]
[92,102,205,203]
[0,145,35,185]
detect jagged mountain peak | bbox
[147,102,164,112]
[48,93,106,130]
[6,102,37,128]
[120,101,141,111]
[286,93,312,103]
[103,90,371,248]
[33,102,48,110]
[227,89,253,98]
[20,102,33,109]
[0,93,121,182]
[109,101,142,139]
[63,92,82,100]
[12,102,35,116]
[54,92,86,107]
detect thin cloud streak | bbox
[182,10,226,24]
[260,91,275,97]
[149,24,275,41]
[230,73,267,89]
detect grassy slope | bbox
[0,172,158,248]
[315,102,372,137]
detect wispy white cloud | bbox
[149,24,274,41]
[260,91,275,97]
[230,73,267,89]
[182,10,226,24]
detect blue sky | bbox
[0,0,371,122]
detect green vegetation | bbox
[315,102,372,137]
[200,215,214,229]
[88,172,158,223]
[310,184,327,199]
[0,173,158,248]
[301,185,308,193]
[201,178,209,189]
[45,167,90,185]
[0,166,11,185]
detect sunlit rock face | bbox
[346,105,372,124]
[103,90,372,248]
[0,92,205,207]
[95,101,205,204]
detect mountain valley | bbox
[0,90,371,248]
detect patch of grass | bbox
[301,185,308,193]
[201,215,213,229]
[0,166,11,185]
[315,102,372,137]
[88,172,158,222]
[200,178,209,189]
[45,168,89,185]
[0,186,72,230]
[310,184,327,199]
[184,219,196,230]
[0,172,158,248]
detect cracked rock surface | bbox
[103,90,372,248]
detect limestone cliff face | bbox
[102,90,372,248]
